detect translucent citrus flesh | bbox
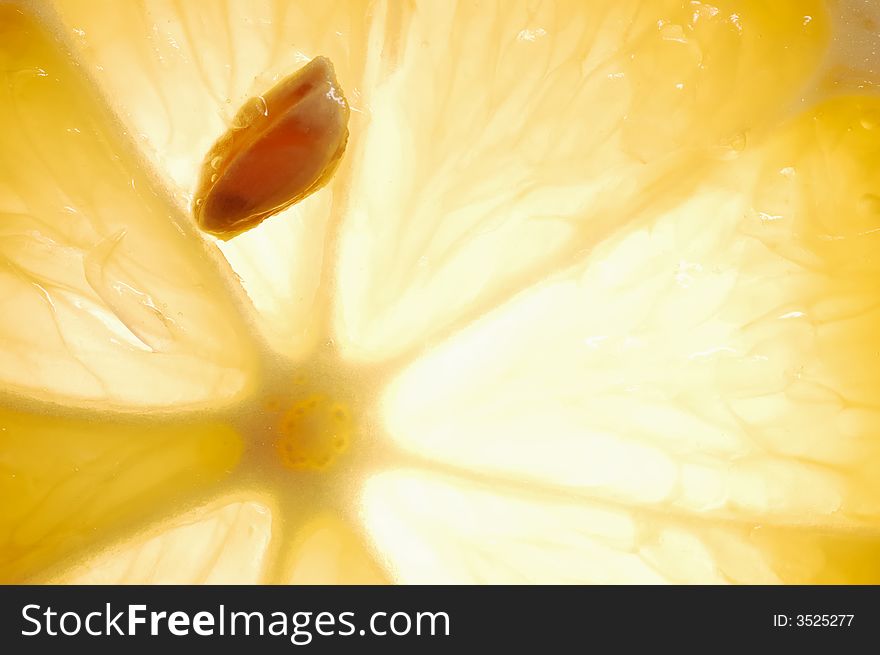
[2,0,880,584]
[0,407,243,582]
[335,0,829,363]
[58,500,273,584]
[0,4,257,409]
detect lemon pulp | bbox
[2,0,880,584]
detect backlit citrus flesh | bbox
[2,0,880,583]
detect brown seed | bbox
[193,56,350,239]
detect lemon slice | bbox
[4,0,880,586]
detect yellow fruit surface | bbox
[2,0,880,583]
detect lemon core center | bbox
[271,393,352,471]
